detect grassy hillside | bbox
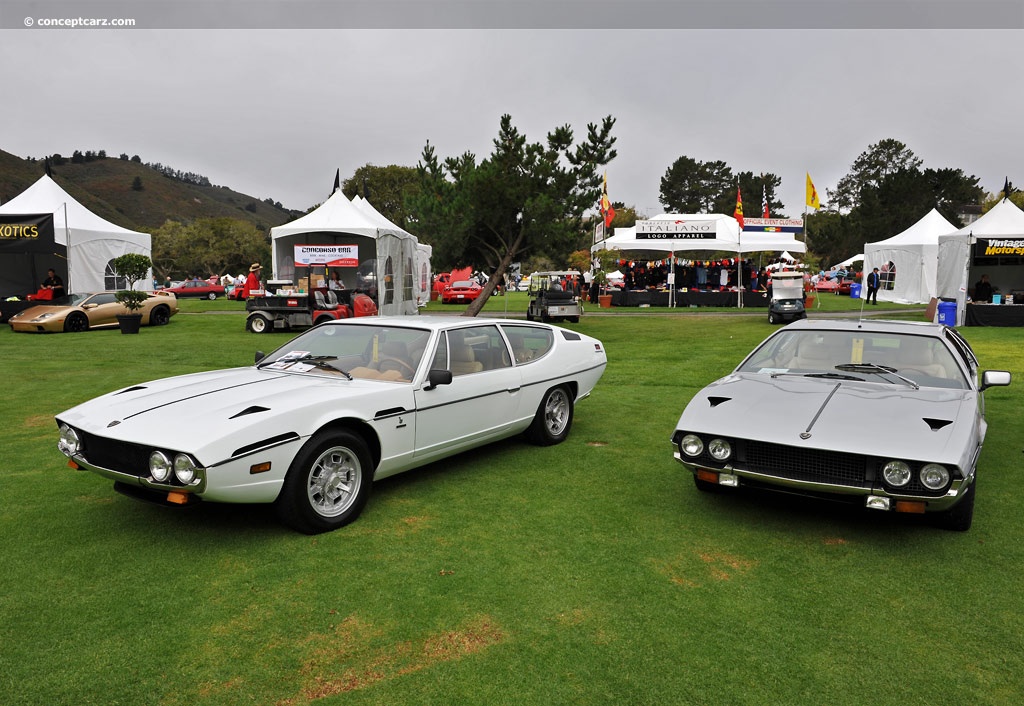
[0,148,297,232]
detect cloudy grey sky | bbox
[2,1,1022,219]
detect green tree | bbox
[131,176,144,192]
[659,156,733,212]
[827,138,923,212]
[411,113,617,316]
[111,253,153,311]
[342,164,421,230]
[152,218,270,280]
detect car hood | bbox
[676,372,978,464]
[57,367,405,453]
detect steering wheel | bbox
[377,356,416,377]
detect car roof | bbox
[781,318,948,337]
[321,315,544,332]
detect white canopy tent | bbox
[351,195,433,308]
[937,199,1024,324]
[863,208,955,304]
[0,175,152,295]
[270,190,419,315]
[595,213,805,308]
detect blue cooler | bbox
[849,282,861,298]
[937,300,957,325]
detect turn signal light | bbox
[894,500,926,514]
[250,462,272,475]
[67,460,81,470]
[696,469,719,484]
[166,491,191,505]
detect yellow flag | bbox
[806,173,821,210]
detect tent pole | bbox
[63,202,72,293]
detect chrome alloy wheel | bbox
[306,445,362,518]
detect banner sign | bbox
[635,219,716,239]
[293,244,359,267]
[978,238,1024,256]
[0,214,56,253]
[742,217,804,234]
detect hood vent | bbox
[115,386,148,395]
[923,418,953,431]
[230,405,270,419]
[707,396,731,408]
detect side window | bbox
[448,325,511,375]
[500,325,554,365]
[92,292,118,305]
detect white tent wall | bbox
[0,175,152,294]
[415,242,433,306]
[862,209,955,305]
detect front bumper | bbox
[673,450,971,514]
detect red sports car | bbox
[441,280,483,304]
[815,278,853,295]
[164,280,226,300]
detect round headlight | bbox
[708,438,733,461]
[919,464,950,490]
[882,460,912,488]
[680,434,704,457]
[149,451,172,483]
[173,454,198,485]
[58,424,81,456]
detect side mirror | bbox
[424,369,453,390]
[254,351,266,364]
[980,370,1011,391]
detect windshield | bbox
[258,322,432,383]
[737,329,968,389]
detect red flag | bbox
[733,185,744,230]
[762,185,770,218]
[600,172,616,228]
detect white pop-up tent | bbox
[595,213,805,307]
[862,208,955,304]
[0,174,152,295]
[937,198,1024,324]
[270,190,419,315]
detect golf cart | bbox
[767,270,806,324]
[246,285,377,333]
[526,271,583,323]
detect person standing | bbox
[866,267,880,304]
[241,263,262,299]
[973,274,993,302]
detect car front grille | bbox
[79,430,150,478]
[744,440,869,488]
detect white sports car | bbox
[56,316,608,533]
[672,319,1011,531]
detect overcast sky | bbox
[2,2,1022,220]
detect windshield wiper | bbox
[258,354,352,379]
[835,363,919,389]
[803,372,864,381]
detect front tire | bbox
[275,430,373,534]
[526,385,574,446]
[64,312,89,333]
[207,291,218,300]
[932,478,975,531]
[768,311,778,324]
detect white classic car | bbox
[672,319,1011,531]
[56,316,607,533]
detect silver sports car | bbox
[56,316,607,533]
[672,319,1011,531]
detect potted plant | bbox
[593,248,618,308]
[111,253,153,334]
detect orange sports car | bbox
[8,291,179,333]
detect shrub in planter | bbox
[112,253,152,333]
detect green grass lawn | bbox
[1,308,1021,705]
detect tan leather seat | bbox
[450,345,483,375]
